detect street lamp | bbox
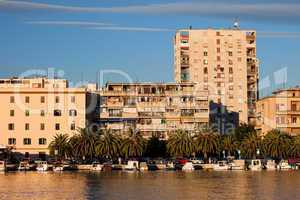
[256,148,260,158]
[222,150,226,159]
[237,150,241,159]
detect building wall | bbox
[257,88,300,136]
[98,83,209,139]
[0,78,86,156]
[174,28,259,128]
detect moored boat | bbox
[249,159,262,171]
[18,161,30,171]
[36,161,49,171]
[182,162,194,171]
[0,160,6,171]
[213,161,231,171]
[278,160,291,170]
[91,162,103,171]
[265,160,277,170]
[229,160,245,170]
[124,161,139,171]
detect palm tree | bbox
[194,128,220,161]
[121,128,146,158]
[234,123,256,141]
[48,133,70,160]
[166,130,195,157]
[221,134,237,157]
[69,128,98,161]
[95,129,121,159]
[262,129,292,159]
[240,132,261,159]
[289,136,300,158]
[145,135,166,158]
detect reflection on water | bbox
[0,171,299,200]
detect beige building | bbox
[98,83,209,139]
[257,88,300,136]
[0,77,87,158]
[174,27,259,131]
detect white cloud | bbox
[90,26,172,32]
[26,21,115,26]
[1,1,300,20]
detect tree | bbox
[221,134,237,157]
[69,128,98,161]
[289,136,300,158]
[262,129,292,159]
[121,129,146,158]
[145,135,166,158]
[95,129,120,159]
[166,130,195,157]
[194,128,220,161]
[48,133,70,160]
[234,123,256,141]
[240,132,261,159]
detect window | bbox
[217,56,221,61]
[25,110,30,116]
[229,59,233,65]
[25,96,30,103]
[217,48,221,53]
[25,123,30,130]
[203,51,208,56]
[8,123,14,130]
[23,138,31,145]
[39,138,47,145]
[204,67,208,74]
[10,96,15,103]
[71,96,76,103]
[40,123,45,130]
[41,96,45,103]
[228,51,233,56]
[70,123,76,130]
[216,39,220,45]
[55,96,60,103]
[8,138,16,145]
[40,110,45,116]
[238,57,242,62]
[55,123,60,130]
[292,116,297,124]
[203,59,208,65]
[10,110,14,117]
[54,110,62,116]
[229,67,233,74]
[69,109,77,117]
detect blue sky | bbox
[1,0,300,95]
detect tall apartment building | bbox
[257,88,300,136]
[174,27,259,132]
[98,83,209,139]
[0,77,87,158]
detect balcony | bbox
[276,110,300,115]
[107,101,123,107]
[136,124,166,131]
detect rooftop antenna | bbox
[233,18,240,30]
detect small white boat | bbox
[53,164,64,172]
[213,161,231,171]
[18,161,30,171]
[36,161,48,171]
[0,160,6,171]
[265,160,277,170]
[182,162,194,171]
[91,162,103,171]
[166,161,175,170]
[249,159,262,171]
[278,160,291,170]
[124,161,139,171]
[230,160,245,170]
